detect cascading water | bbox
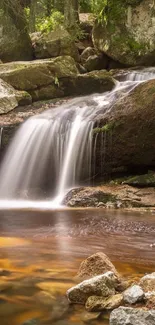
[0,68,155,208]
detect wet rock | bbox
[67,272,117,304]
[22,320,40,325]
[34,290,56,306]
[85,293,123,312]
[33,29,80,62]
[77,252,119,279]
[93,1,155,66]
[110,306,155,325]
[64,185,155,209]
[48,297,69,322]
[94,78,155,177]
[123,285,144,304]
[140,273,155,292]
[0,269,11,276]
[81,311,101,323]
[0,280,12,291]
[15,91,32,106]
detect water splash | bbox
[0,69,154,207]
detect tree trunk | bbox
[45,0,52,17]
[29,0,37,32]
[64,0,79,29]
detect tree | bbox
[64,0,79,29]
[29,0,37,32]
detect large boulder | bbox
[77,252,119,279]
[93,0,155,66]
[110,307,155,325]
[94,79,155,176]
[67,272,118,304]
[33,29,80,62]
[0,8,33,62]
[0,57,115,101]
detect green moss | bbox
[93,121,121,134]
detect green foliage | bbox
[36,10,64,32]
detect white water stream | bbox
[0,68,155,209]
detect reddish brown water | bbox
[0,208,155,325]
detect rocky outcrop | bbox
[33,29,80,62]
[64,185,155,208]
[77,252,119,279]
[0,57,115,102]
[0,8,33,62]
[94,79,155,176]
[93,0,155,66]
[0,78,32,114]
[110,307,155,325]
[67,272,118,304]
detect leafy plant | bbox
[36,10,64,32]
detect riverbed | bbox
[0,208,154,325]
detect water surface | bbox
[0,208,155,325]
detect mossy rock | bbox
[122,173,155,187]
[94,79,155,175]
[93,0,155,66]
[33,29,80,62]
[0,10,33,62]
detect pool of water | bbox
[0,208,155,325]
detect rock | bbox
[77,252,119,279]
[0,78,32,114]
[0,56,78,91]
[122,173,155,187]
[94,79,155,177]
[81,47,97,63]
[84,54,108,72]
[0,7,33,62]
[81,311,101,323]
[140,273,155,292]
[22,320,39,325]
[34,291,55,306]
[0,280,12,291]
[0,58,115,101]
[110,307,155,325]
[123,285,144,304]
[146,294,155,309]
[33,29,80,62]
[67,271,117,304]
[85,293,123,312]
[64,185,155,209]
[0,78,18,114]
[93,0,155,66]
[15,91,32,106]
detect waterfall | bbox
[0,68,154,206]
